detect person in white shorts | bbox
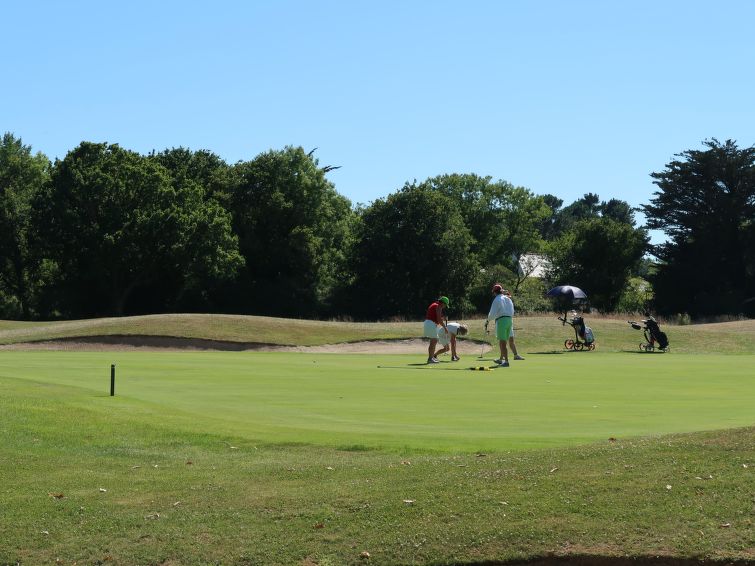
[434,322,468,361]
[423,296,449,363]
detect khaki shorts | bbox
[423,319,439,339]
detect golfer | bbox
[485,284,514,366]
[424,296,449,364]
[434,322,468,361]
[503,289,524,360]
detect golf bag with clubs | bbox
[558,311,596,351]
[627,315,669,352]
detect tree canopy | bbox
[642,139,755,316]
[0,131,751,321]
[547,218,648,311]
[225,146,353,317]
[347,185,478,319]
[0,133,50,317]
[33,142,242,317]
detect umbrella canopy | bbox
[546,285,587,300]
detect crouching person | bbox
[435,322,468,361]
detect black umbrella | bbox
[547,285,588,324]
[546,285,587,300]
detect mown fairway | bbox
[1,351,753,452]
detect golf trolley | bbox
[558,311,596,351]
[627,316,669,352]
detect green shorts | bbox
[496,317,512,341]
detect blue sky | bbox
[3,1,754,243]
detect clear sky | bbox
[3,1,754,243]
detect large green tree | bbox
[545,193,637,239]
[547,218,648,311]
[147,147,237,311]
[0,133,50,318]
[642,139,755,316]
[418,174,551,275]
[226,146,353,317]
[151,147,231,202]
[347,185,478,319]
[33,142,242,317]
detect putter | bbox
[479,323,488,358]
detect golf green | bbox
[2,350,753,452]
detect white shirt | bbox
[445,322,463,336]
[487,294,514,321]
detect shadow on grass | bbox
[528,350,566,355]
[377,365,501,371]
[620,350,669,355]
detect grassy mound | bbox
[1,313,754,353]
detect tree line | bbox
[1,134,752,321]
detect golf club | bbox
[479,322,488,358]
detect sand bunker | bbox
[0,335,493,355]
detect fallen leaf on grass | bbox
[719,522,731,528]
[48,493,64,499]
[401,460,411,466]
[666,485,672,490]
[550,467,559,473]
[131,466,141,469]
[359,551,371,559]
[326,466,334,470]
[99,488,107,493]
[172,501,181,507]
[145,513,160,520]
[402,499,415,505]
[608,437,617,442]
[313,522,325,529]
[41,530,49,535]
[186,461,193,465]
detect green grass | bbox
[0,313,418,346]
[1,351,754,453]
[2,313,755,354]
[1,315,754,565]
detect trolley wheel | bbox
[589,342,596,351]
[565,339,574,350]
[574,342,584,351]
[639,343,646,351]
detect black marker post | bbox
[110,364,116,396]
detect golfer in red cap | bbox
[485,284,514,366]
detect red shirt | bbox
[425,301,443,324]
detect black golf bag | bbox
[644,317,669,350]
[628,316,669,351]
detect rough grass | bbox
[1,313,755,354]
